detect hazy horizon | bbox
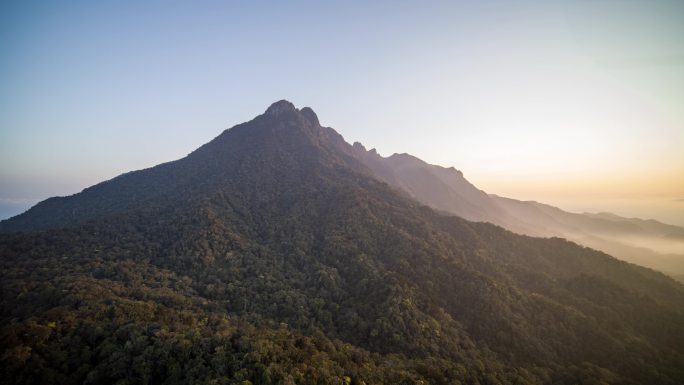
[2,1,683,227]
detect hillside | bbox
[349,144,684,280]
[1,101,684,385]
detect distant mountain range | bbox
[1,101,683,384]
[351,143,684,281]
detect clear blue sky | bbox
[1,0,683,224]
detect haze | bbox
[1,0,683,225]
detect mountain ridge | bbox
[348,142,684,280]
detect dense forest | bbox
[2,101,683,384]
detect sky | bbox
[1,0,683,225]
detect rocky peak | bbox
[265,100,297,116]
[300,107,320,126]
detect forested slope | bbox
[1,101,683,384]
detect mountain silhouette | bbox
[1,101,683,384]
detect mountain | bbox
[350,144,684,280]
[2,101,684,385]
[349,144,510,224]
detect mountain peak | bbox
[300,106,320,126]
[265,99,297,116]
[264,100,320,126]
